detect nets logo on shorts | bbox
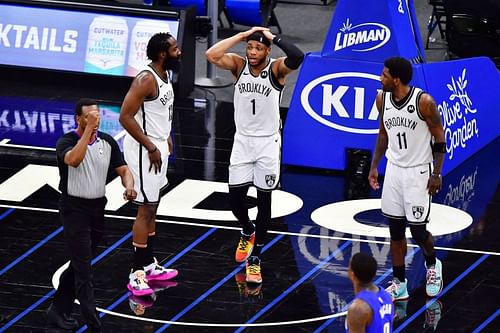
[265,174,276,187]
[412,206,425,219]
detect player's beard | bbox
[163,57,181,72]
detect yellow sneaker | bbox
[246,256,262,284]
[235,233,255,263]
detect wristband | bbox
[432,142,446,153]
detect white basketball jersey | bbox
[383,87,433,167]
[134,65,174,140]
[233,58,283,136]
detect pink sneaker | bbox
[144,258,178,281]
[127,270,154,297]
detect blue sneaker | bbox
[386,278,409,301]
[425,258,443,297]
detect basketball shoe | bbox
[386,277,409,301]
[246,256,262,284]
[425,258,443,297]
[144,258,178,281]
[235,232,255,263]
[128,270,153,297]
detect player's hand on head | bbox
[262,30,275,41]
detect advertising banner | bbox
[0,3,178,77]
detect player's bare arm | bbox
[347,299,373,333]
[120,72,163,174]
[368,92,389,190]
[206,27,268,77]
[261,30,304,84]
[419,93,446,194]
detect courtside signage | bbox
[334,19,391,53]
[0,3,178,77]
[300,72,381,134]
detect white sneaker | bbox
[127,270,153,297]
[144,257,178,281]
[426,258,443,297]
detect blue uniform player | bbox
[346,252,394,333]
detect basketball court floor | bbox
[0,61,499,333]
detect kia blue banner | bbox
[321,0,425,63]
[0,3,179,77]
[283,55,426,172]
[284,0,500,175]
[0,96,124,149]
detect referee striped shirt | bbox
[56,131,125,199]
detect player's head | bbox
[246,31,271,67]
[381,57,412,91]
[348,252,377,284]
[147,32,182,71]
[74,98,99,132]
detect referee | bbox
[47,98,136,332]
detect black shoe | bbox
[46,304,79,330]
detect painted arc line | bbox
[0,204,497,257]
[311,199,473,237]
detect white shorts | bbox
[229,132,281,191]
[123,134,169,205]
[381,161,432,224]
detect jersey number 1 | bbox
[250,99,256,115]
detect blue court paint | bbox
[0,208,15,220]
[395,254,490,333]
[155,234,285,333]
[0,230,132,332]
[233,240,353,333]
[472,308,500,333]
[313,248,421,333]
[76,227,219,333]
[0,226,63,277]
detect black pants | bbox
[53,194,107,329]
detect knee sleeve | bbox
[409,224,430,245]
[229,185,250,223]
[389,218,406,241]
[255,189,272,244]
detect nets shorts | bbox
[381,160,432,224]
[229,132,281,191]
[123,134,169,204]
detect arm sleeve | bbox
[272,36,304,70]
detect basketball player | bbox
[120,32,181,296]
[346,252,393,333]
[206,27,304,284]
[368,57,446,301]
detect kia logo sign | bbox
[300,72,381,134]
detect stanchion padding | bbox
[225,0,271,27]
[170,0,207,15]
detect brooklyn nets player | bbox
[368,57,446,301]
[206,27,304,284]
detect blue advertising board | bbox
[0,96,124,149]
[0,3,179,77]
[283,0,500,175]
[321,0,425,63]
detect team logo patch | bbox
[260,71,268,79]
[265,174,276,187]
[412,206,425,219]
[407,105,415,113]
